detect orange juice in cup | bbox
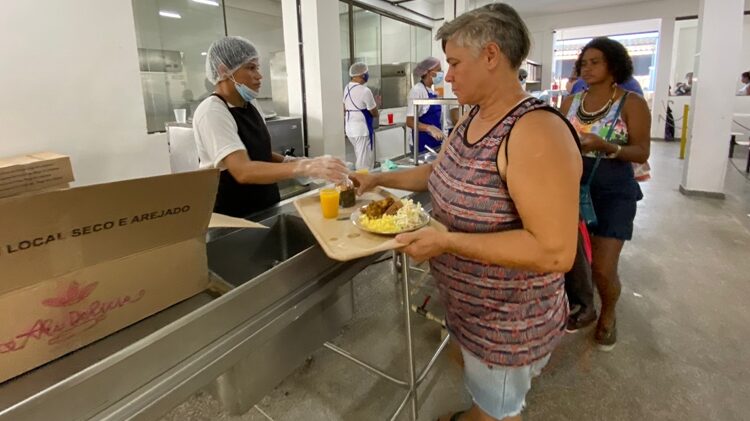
[355,168,369,175]
[319,188,340,218]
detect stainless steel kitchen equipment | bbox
[137,48,192,133]
[266,117,304,157]
[265,117,308,199]
[380,63,412,109]
[269,51,290,116]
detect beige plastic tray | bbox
[294,189,442,262]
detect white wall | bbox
[671,22,699,87]
[554,19,661,41]
[681,0,745,195]
[298,0,346,158]
[671,16,750,91]
[0,1,170,186]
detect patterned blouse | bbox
[428,97,569,367]
[567,92,629,158]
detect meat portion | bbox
[361,197,395,219]
[384,200,403,215]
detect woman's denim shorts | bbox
[461,347,550,419]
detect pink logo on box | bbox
[42,281,98,307]
[0,280,145,354]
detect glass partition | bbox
[224,1,287,116]
[340,2,434,109]
[353,6,383,107]
[132,0,225,133]
[340,2,352,85]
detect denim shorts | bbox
[461,348,550,419]
[582,157,643,241]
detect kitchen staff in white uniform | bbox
[343,62,379,170]
[193,36,347,217]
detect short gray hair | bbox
[436,3,530,69]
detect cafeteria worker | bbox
[193,36,348,217]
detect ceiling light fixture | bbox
[192,0,220,6]
[159,10,182,19]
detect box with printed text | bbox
[0,169,220,384]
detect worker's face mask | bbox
[362,72,369,83]
[231,75,258,103]
[433,71,444,85]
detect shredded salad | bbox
[358,199,425,233]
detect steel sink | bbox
[206,213,317,287]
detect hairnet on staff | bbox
[205,36,259,85]
[349,62,369,77]
[413,57,441,80]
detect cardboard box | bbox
[0,169,220,384]
[0,152,74,199]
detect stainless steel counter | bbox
[0,192,382,420]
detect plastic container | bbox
[338,179,356,208]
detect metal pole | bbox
[413,103,420,166]
[323,342,408,387]
[416,334,450,385]
[403,125,409,161]
[680,104,689,159]
[389,390,413,421]
[400,252,418,420]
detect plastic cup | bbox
[174,108,187,123]
[319,188,340,219]
[387,113,394,124]
[355,168,369,174]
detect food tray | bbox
[293,188,443,262]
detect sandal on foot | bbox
[566,307,597,333]
[595,319,617,352]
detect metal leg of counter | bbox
[209,281,355,415]
[323,251,450,421]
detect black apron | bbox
[212,94,281,217]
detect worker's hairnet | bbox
[349,62,369,77]
[413,57,441,80]
[205,36,259,85]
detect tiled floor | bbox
[162,141,750,420]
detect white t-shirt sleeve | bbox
[363,88,377,111]
[406,84,430,117]
[193,98,246,170]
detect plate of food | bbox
[351,197,430,235]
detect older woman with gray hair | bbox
[351,4,581,420]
